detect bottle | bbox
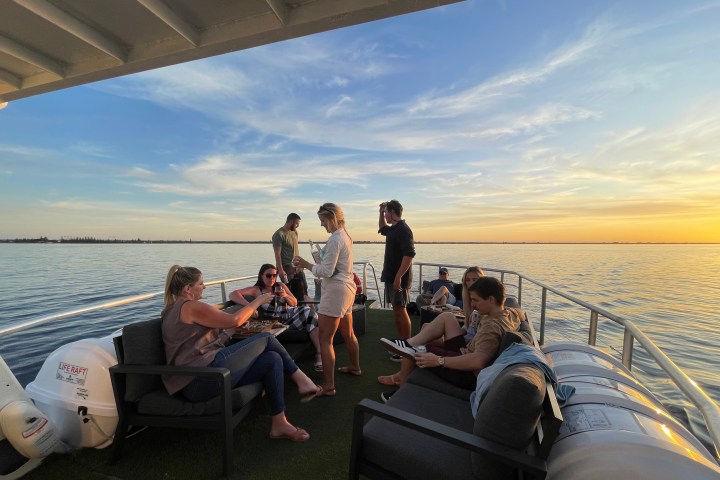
[309,240,322,263]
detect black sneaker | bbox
[380,338,417,360]
[380,391,396,403]
[389,353,402,363]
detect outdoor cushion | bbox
[276,328,308,343]
[137,383,262,416]
[121,317,267,416]
[405,368,472,400]
[471,363,546,479]
[362,383,475,479]
[505,295,520,308]
[122,318,166,401]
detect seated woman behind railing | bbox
[161,265,322,442]
[229,264,322,371]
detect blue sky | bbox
[2,0,720,242]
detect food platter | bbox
[234,320,285,338]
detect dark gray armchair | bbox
[108,318,264,477]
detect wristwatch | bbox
[438,356,445,368]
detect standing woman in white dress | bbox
[293,203,361,398]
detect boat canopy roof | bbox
[0,0,461,103]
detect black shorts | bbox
[384,283,409,307]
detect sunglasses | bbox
[264,273,278,279]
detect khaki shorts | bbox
[317,280,355,318]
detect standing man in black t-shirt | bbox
[378,200,416,341]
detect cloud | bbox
[406,20,608,119]
[124,167,155,178]
[0,144,54,157]
[70,141,115,158]
[130,151,442,198]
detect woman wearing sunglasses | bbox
[229,264,322,370]
[162,265,321,442]
[293,203,361,398]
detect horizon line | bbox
[2,238,718,245]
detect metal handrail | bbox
[2,263,718,456]
[354,261,383,308]
[0,263,382,339]
[414,261,720,458]
[0,276,255,339]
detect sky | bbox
[1,0,720,243]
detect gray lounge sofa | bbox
[349,324,563,480]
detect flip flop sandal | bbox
[337,366,362,376]
[300,385,323,403]
[319,387,336,397]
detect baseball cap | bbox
[439,267,448,274]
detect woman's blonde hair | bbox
[317,203,352,241]
[461,266,485,319]
[164,264,202,307]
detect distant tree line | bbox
[3,236,51,243]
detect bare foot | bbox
[269,426,310,442]
[378,374,403,386]
[299,384,322,397]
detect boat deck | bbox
[24,306,407,479]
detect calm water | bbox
[1,243,719,439]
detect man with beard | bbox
[272,213,308,301]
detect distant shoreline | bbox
[1,238,717,245]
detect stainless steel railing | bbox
[0,262,382,338]
[355,261,384,308]
[0,275,254,338]
[415,262,720,458]
[2,261,717,457]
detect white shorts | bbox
[318,279,355,318]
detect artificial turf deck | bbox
[23,306,416,480]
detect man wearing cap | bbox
[416,267,456,307]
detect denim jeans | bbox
[182,333,298,415]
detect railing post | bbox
[517,276,522,307]
[539,287,547,345]
[220,283,227,303]
[622,328,634,371]
[588,311,598,346]
[361,263,368,299]
[418,264,423,294]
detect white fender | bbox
[0,401,60,458]
[1,355,58,480]
[1,355,61,458]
